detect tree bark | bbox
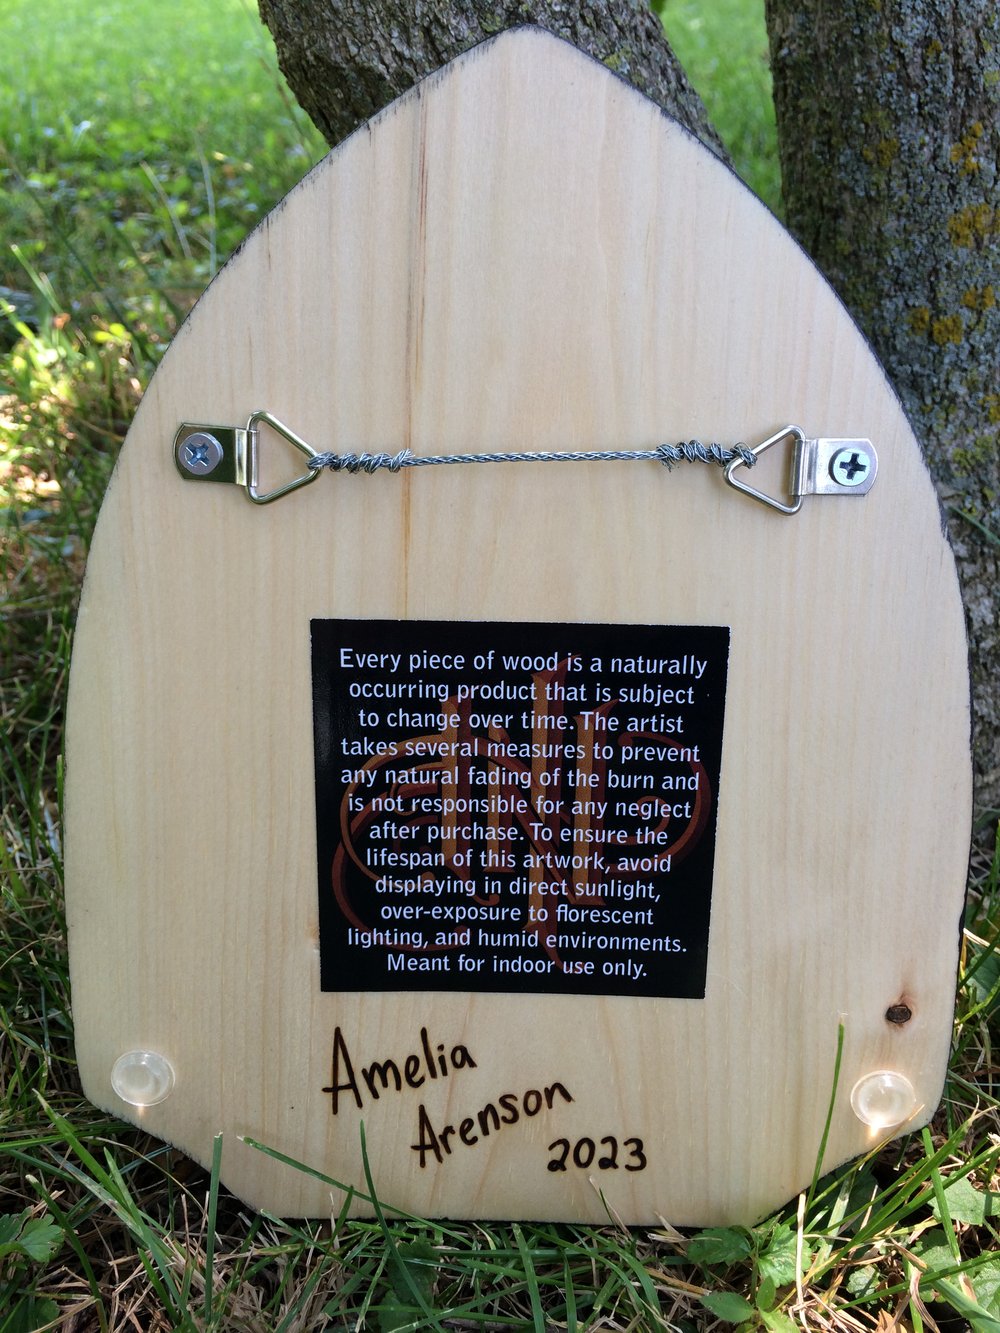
[766,0,1000,812]
[256,0,725,158]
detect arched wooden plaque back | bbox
[66,29,970,1223]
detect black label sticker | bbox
[311,620,730,997]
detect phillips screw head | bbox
[829,445,873,488]
[179,431,224,476]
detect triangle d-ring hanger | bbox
[723,425,878,514]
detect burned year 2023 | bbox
[311,619,730,998]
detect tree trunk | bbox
[765,0,1000,813]
[256,0,725,158]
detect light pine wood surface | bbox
[65,29,971,1223]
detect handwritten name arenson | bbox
[323,1026,573,1167]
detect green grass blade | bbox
[512,1223,546,1333]
[805,1021,845,1214]
[358,1124,447,1333]
[203,1132,223,1322]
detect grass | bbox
[657,0,781,212]
[2,0,999,1327]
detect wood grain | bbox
[65,28,970,1223]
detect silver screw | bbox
[829,445,872,488]
[179,431,224,476]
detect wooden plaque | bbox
[65,29,971,1223]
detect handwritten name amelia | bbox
[323,1026,573,1167]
